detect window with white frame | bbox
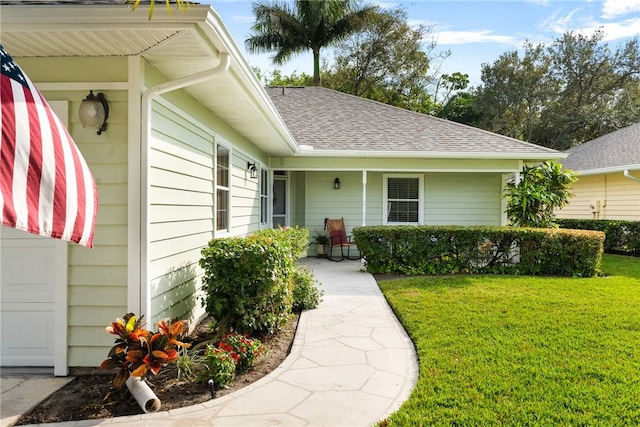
[383,174,423,224]
[260,168,268,225]
[216,144,230,232]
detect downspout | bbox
[624,169,640,183]
[138,53,230,322]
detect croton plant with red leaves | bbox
[100,313,191,388]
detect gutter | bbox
[201,9,299,155]
[138,52,230,322]
[569,164,640,176]
[293,148,568,160]
[624,169,640,183]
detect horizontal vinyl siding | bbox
[556,173,640,220]
[305,171,503,232]
[425,173,502,225]
[65,89,128,367]
[231,151,261,236]
[365,172,383,226]
[148,102,214,326]
[306,171,363,235]
[555,175,605,219]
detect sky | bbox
[201,0,640,86]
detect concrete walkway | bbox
[8,258,418,427]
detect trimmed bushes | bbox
[557,219,640,256]
[353,225,604,277]
[200,227,310,336]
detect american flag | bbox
[1,45,98,247]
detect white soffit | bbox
[0,4,297,156]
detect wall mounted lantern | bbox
[334,177,340,189]
[247,162,258,179]
[79,90,109,135]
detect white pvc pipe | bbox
[126,375,161,413]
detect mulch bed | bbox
[15,314,299,425]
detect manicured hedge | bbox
[352,225,604,277]
[200,227,310,336]
[557,219,640,256]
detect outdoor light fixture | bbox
[334,177,340,189]
[79,90,109,135]
[247,162,258,179]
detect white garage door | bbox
[1,228,61,366]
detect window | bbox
[384,174,423,224]
[260,168,268,225]
[216,144,230,232]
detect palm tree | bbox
[127,0,192,19]
[246,0,377,86]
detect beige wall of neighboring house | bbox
[556,173,640,221]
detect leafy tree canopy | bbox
[320,7,456,114]
[471,31,640,150]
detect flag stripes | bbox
[1,45,98,247]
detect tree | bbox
[472,44,553,141]
[503,161,577,228]
[245,0,377,86]
[322,7,449,113]
[472,31,640,150]
[267,69,314,86]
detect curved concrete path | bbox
[18,258,418,427]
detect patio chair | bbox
[324,217,360,262]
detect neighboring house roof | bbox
[561,123,640,174]
[266,86,563,160]
[0,1,297,156]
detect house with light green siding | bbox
[0,1,563,375]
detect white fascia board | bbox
[294,149,567,160]
[573,164,640,176]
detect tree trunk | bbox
[313,48,320,86]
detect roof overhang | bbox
[293,148,568,161]
[570,164,640,176]
[0,3,298,156]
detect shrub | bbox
[100,313,191,388]
[503,161,577,227]
[218,331,267,372]
[292,267,322,312]
[253,226,309,260]
[557,218,640,256]
[200,233,294,335]
[353,225,604,277]
[200,345,236,388]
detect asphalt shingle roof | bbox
[266,86,559,156]
[561,123,640,171]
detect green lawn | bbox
[379,254,640,426]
